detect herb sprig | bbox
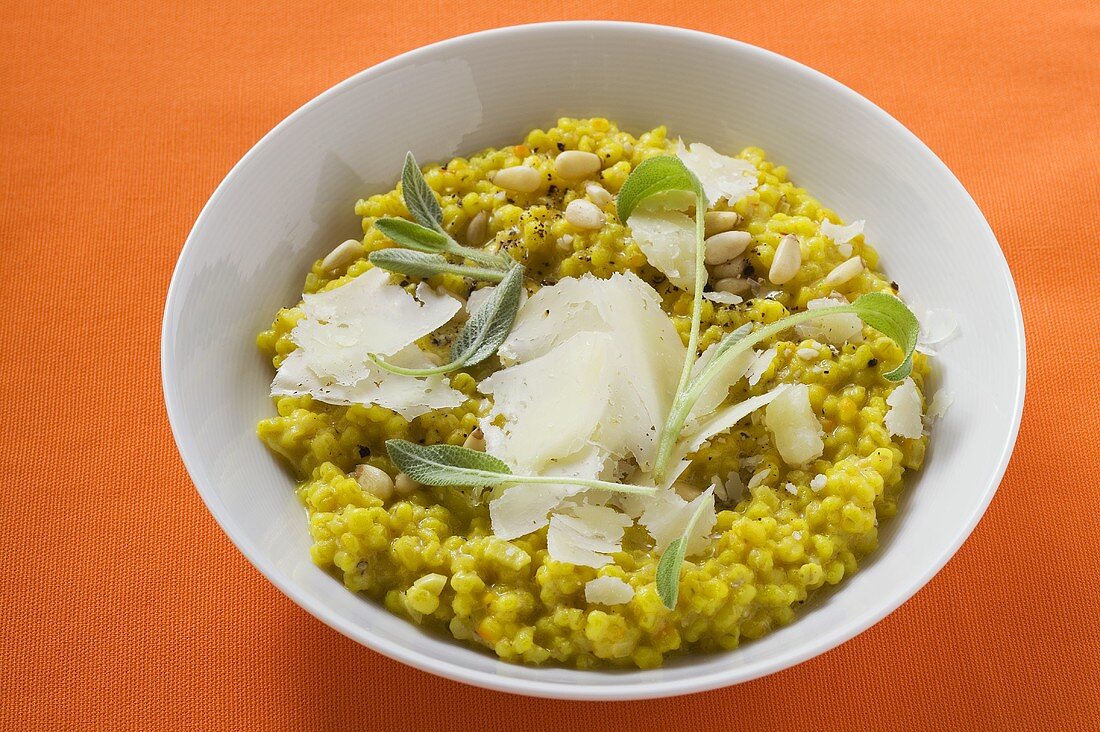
[385,440,658,496]
[617,158,919,480]
[650,292,919,477]
[655,489,714,609]
[370,262,526,376]
[368,152,511,280]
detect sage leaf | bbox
[616,155,706,222]
[385,440,657,495]
[402,152,445,232]
[368,249,506,283]
[655,537,687,610]
[851,292,919,381]
[370,263,526,377]
[450,264,525,365]
[652,292,920,477]
[373,217,451,252]
[654,488,715,609]
[387,439,512,487]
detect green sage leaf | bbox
[373,217,450,252]
[370,263,527,377]
[384,439,658,496]
[851,292,919,381]
[402,152,445,232]
[616,155,705,223]
[368,249,506,283]
[655,536,687,610]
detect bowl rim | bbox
[161,20,1027,700]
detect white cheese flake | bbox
[885,376,924,439]
[703,290,743,306]
[747,468,771,491]
[795,297,864,345]
[765,383,825,465]
[820,219,865,245]
[675,141,758,207]
[270,269,464,418]
[489,273,682,473]
[637,485,716,554]
[925,388,955,423]
[747,347,777,387]
[584,576,635,605]
[625,207,698,291]
[917,308,959,355]
[810,474,827,492]
[546,505,632,568]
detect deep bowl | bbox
[162,21,1025,700]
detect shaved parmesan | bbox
[291,268,460,384]
[820,219,865,245]
[917,308,959,355]
[638,485,716,554]
[687,342,756,425]
[885,376,923,438]
[626,207,698,291]
[479,332,611,472]
[585,576,635,605]
[546,506,631,568]
[747,348,777,386]
[703,290,743,305]
[765,383,824,465]
[810,473,827,492]
[490,273,682,472]
[675,141,758,207]
[487,443,607,539]
[683,384,792,457]
[925,388,954,422]
[271,268,464,417]
[795,297,864,345]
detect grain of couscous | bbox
[256,118,934,669]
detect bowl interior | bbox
[162,22,1024,700]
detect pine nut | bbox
[585,182,614,208]
[462,428,486,452]
[553,150,602,180]
[769,234,802,285]
[564,199,606,230]
[714,277,752,296]
[710,258,745,280]
[353,464,394,502]
[704,211,742,237]
[394,472,420,497]
[822,256,864,287]
[466,210,488,245]
[321,239,361,271]
[494,165,541,193]
[704,230,753,266]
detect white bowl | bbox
[162,21,1025,700]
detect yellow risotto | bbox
[256,117,929,669]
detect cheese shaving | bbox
[764,383,824,465]
[703,290,743,306]
[584,576,635,605]
[546,506,631,568]
[489,273,682,472]
[638,485,716,554]
[885,376,923,438]
[625,207,698,291]
[746,348,777,387]
[925,388,955,423]
[820,219,865,245]
[675,141,758,207]
[795,297,864,345]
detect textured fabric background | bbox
[2,1,1097,729]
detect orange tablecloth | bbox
[3,1,1097,729]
